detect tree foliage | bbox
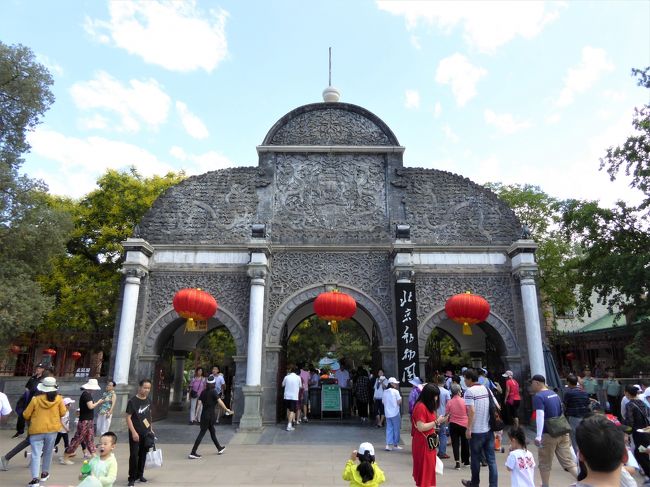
[0,42,70,346]
[485,183,577,316]
[39,169,184,333]
[562,67,650,321]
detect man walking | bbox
[461,369,498,487]
[126,379,153,487]
[281,367,301,431]
[436,375,451,460]
[563,374,591,453]
[603,371,622,418]
[531,374,578,487]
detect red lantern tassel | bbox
[462,322,472,335]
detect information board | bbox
[321,384,342,419]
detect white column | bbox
[519,271,545,377]
[246,252,268,386]
[114,271,144,385]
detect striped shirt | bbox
[465,384,491,433]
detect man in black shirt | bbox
[563,374,592,453]
[126,379,153,487]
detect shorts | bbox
[284,399,298,411]
[537,432,576,472]
[506,400,520,420]
[301,390,309,406]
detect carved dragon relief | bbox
[271,154,390,242]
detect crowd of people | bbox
[1,360,649,487]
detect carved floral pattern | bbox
[269,108,392,146]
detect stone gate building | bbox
[110,90,545,428]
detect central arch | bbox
[267,284,395,348]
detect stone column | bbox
[239,251,269,431]
[509,240,545,377]
[113,239,153,386]
[170,352,188,411]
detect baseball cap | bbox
[529,374,546,383]
[63,397,75,406]
[35,363,46,369]
[502,370,513,378]
[408,377,422,387]
[358,442,375,457]
[387,377,400,385]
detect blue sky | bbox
[2,0,649,206]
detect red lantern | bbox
[445,291,490,336]
[71,351,82,361]
[313,289,357,333]
[9,345,21,355]
[173,288,218,332]
[43,348,57,356]
[566,352,576,361]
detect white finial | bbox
[322,47,340,102]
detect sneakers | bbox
[127,482,135,487]
[12,432,23,439]
[0,455,8,471]
[28,479,40,487]
[384,445,392,451]
[40,472,50,481]
[455,462,461,470]
[188,453,201,459]
[217,446,226,455]
[59,457,74,465]
[302,417,308,423]
[461,481,476,487]
[394,445,403,450]
[286,425,295,431]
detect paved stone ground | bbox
[0,416,578,486]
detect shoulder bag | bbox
[487,387,504,431]
[412,415,439,451]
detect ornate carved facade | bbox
[116,99,540,425]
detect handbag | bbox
[145,445,163,469]
[544,415,572,437]
[190,389,198,398]
[487,388,504,431]
[413,416,440,451]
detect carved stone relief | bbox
[415,273,519,344]
[138,168,261,245]
[142,271,250,351]
[271,154,389,243]
[269,108,392,146]
[267,251,393,339]
[393,168,521,245]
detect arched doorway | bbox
[138,307,247,421]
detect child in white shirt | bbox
[505,427,536,487]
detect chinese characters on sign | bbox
[395,282,419,387]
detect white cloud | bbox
[36,54,64,77]
[85,1,229,72]
[602,89,626,102]
[484,109,531,134]
[545,113,562,125]
[404,89,420,109]
[376,0,562,53]
[556,46,614,107]
[410,34,422,50]
[78,114,109,130]
[433,102,442,118]
[170,145,233,173]
[27,128,175,197]
[175,101,209,139]
[442,124,460,143]
[435,53,486,106]
[70,71,171,132]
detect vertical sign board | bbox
[395,282,419,387]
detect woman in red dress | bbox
[412,383,444,487]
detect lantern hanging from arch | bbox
[9,345,21,355]
[173,288,218,332]
[565,352,576,361]
[313,289,357,333]
[43,348,57,357]
[445,291,490,336]
[71,351,82,361]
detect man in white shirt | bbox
[211,365,227,424]
[436,375,452,459]
[462,369,498,487]
[0,391,11,424]
[282,367,302,431]
[335,364,350,388]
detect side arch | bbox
[140,306,247,357]
[418,307,521,359]
[266,284,395,347]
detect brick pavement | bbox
[0,422,577,486]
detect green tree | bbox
[485,183,577,317]
[0,42,71,346]
[562,67,650,321]
[39,168,184,334]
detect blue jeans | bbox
[469,431,498,487]
[438,425,448,455]
[29,432,56,480]
[385,415,401,446]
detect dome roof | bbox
[261,102,400,146]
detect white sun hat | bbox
[37,376,59,393]
[81,378,101,390]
